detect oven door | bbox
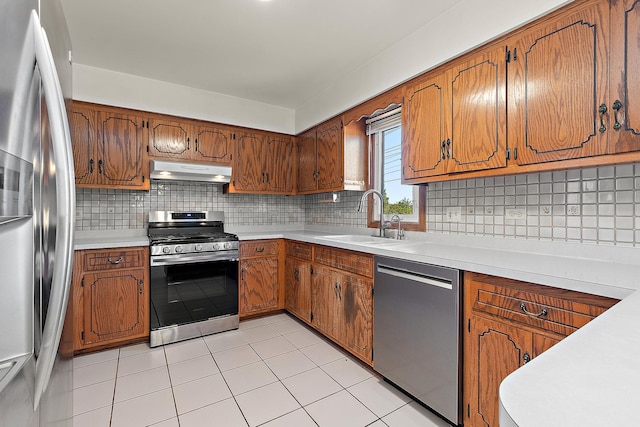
[149,256,238,347]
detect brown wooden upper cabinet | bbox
[231,131,295,194]
[402,44,507,182]
[507,0,640,165]
[297,117,367,194]
[297,117,344,193]
[148,118,233,165]
[71,102,149,190]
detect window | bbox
[366,107,425,231]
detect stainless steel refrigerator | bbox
[0,0,75,425]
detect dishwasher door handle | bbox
[377,264,453,290]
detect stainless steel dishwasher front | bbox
[374,256,461,426]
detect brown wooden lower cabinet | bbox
[463,272,619,426]
[239,240,283,317]
[73,247,149,353]
[284,255,312,322]
[310,246,374,365]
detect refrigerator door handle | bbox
[31,10,75,410]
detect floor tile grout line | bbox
[160,344,182,427]
[207,346,252,427]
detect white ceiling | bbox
[59,0,464,110]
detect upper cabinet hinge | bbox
[142,175,145,182]
[146,145,149,153]
[467,318,471,332]
[81,278,84,287]
[506,148,511,160]
[513,147,518,160]
[81,331,85,340]
[506,48,511,63]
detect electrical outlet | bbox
[505,208,526,220]
[445,207,462,222]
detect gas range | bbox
[147,210,240,347]
[148,211,239,264]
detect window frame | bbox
[366,110,426,232]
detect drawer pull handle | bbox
[108,256,123,264]
[255,247,265,252]
[520,302,547,318]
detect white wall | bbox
[73,64,296,134]
[294,0,572,133]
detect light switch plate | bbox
[505,208,525,220]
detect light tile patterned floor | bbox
[72,313,450,427]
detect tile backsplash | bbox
[75,181,305,230]
[76,163,640,247]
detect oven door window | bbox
[150,260,238,330]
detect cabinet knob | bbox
[523,352,531,364]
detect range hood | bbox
[150,160,232,184]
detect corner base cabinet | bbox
[72,247,150,353]
[463,272,618,427]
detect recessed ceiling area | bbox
[59,0,464,109]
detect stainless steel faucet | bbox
[357,189,391,238]
[391,214,405,240]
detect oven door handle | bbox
[150,252,239,266]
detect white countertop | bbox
[76,227,640,425]
[74,229,149,250]
[239,229,639,299]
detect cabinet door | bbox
[70,105,97,185]
[533,332,562,358]
[448,45,507,173]
[234,132,265,191]
[336,272,373,362]
[284,257,311,322]
[265,134,294,193]
[311,266,338,339]
[239,257,279,315]
[148,118,191,159]
[297,129,317,193]
[97,110,147,188]
[609,0,640,153]
[508,1,610,165]
[193,125,233,164]
[402,72,450,179]
[465,315,532,427]
[81,269,146,345]
[316,119,343,191]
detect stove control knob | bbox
[175,245,183,253]
[213,243,221,250]
[224,242,232,249]
[162,247,171,254]
[195,244,203,251]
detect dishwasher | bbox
[374,256,461,426]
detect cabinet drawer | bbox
[468,273,618,337]
[313,245,373,278]
[240,240,279,257]
[285,241,312,261]
[83,248,145,271]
